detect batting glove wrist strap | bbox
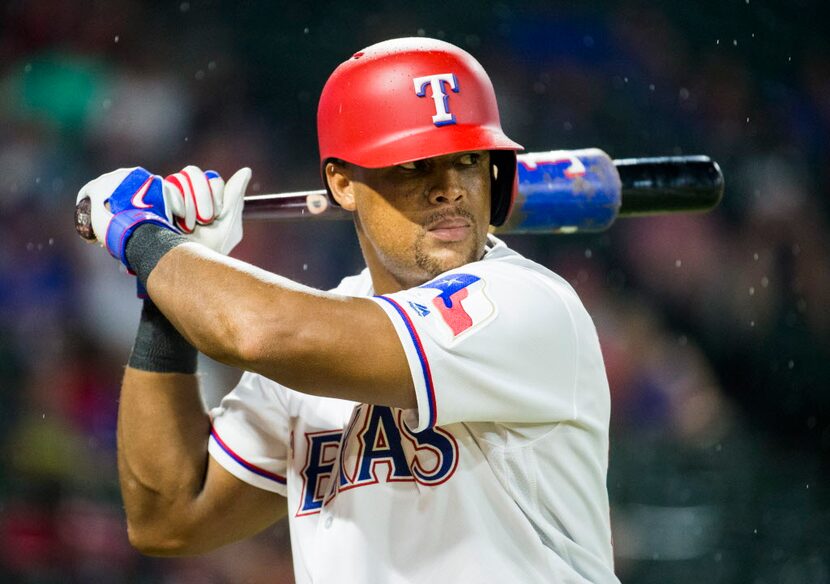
[129,299,197,374]
[125,224,189,288]
[107,210,179,272]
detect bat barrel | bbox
[616,156,724,216]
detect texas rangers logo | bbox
[418,273,496,339]
[413,73,459,126]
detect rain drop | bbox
[761,276,769,287]
[180,2,190,12]
[749,286,755,296]
[788,360,794,369]
[114,35,120,43]
[675,259,682,267]
[303,264,308,271]
[584,249,592,259]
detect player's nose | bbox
[426,168,466,206]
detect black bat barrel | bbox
[616,156,724,216]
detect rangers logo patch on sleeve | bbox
[417,273,496,340]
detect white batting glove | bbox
[183,167,249,255]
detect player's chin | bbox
[415,237,482,278]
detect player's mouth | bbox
[426,216,472,242]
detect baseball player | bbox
[78,38,619,583]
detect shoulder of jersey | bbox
[469,240,576,298]
[330,268,373,295]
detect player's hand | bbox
[181,167,250,256]
[76,166,223,269]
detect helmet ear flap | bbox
[489,150,517,227]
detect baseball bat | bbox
[74,149,723,240]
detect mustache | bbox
[422,207,477,227]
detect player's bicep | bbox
[250,295,416,409]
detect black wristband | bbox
[125,223,188,288]
[128,299,198,374]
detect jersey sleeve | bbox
[208,371,289,496]
[371,261,585,432]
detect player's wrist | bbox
[125,223,189,287]
[129,298,197,374]
[107,210,180,271]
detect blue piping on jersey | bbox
[375,295,437,429]
[210,425,287,485]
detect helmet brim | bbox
[339,123,523,169]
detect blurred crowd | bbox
[1,1,828,583]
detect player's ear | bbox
[326,161,356,211]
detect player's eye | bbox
[457,153,482,166]
[398,160,428,172]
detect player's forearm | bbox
[118,368,212,554]
[145,243,321,368]
[144,243,415,408]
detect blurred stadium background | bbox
[1,0,828,582]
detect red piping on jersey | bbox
[375,295,437,429]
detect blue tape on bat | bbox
[502,148,622,234]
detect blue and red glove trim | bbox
[106,210,179,273]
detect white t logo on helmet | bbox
[413,73,459,126]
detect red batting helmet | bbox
[317,37,523,226]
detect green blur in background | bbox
[0,1,828,582]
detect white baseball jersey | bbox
[208,236,619,583]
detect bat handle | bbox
[72,189,348,241]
